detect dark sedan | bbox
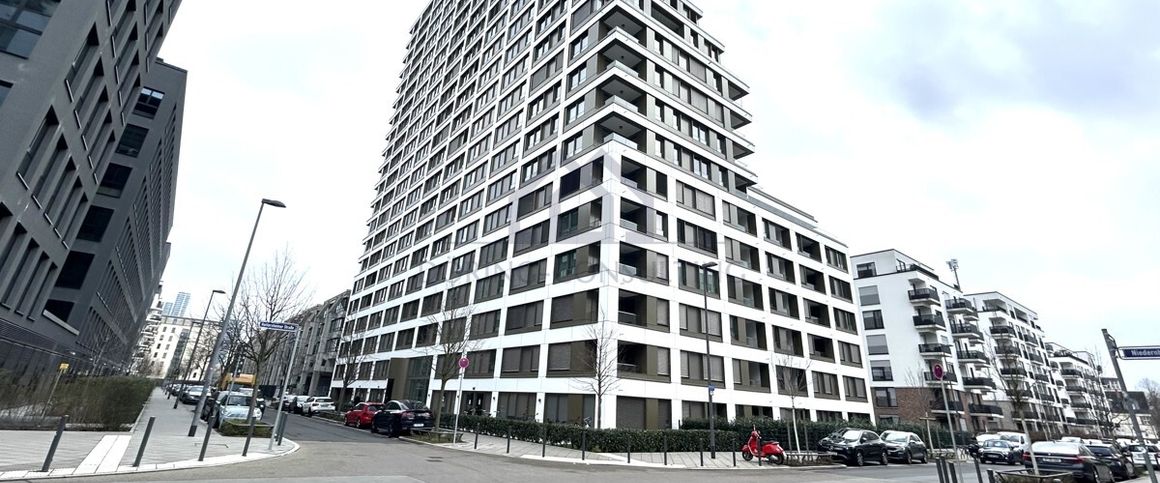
[370,400,433,437]
[817,428,888,466]
[979,439,1022,465]
[1086,444,1137,481]
[881,430,928,464]
[1024,441,1114,483]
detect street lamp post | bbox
[187,198,285,437]
[700,261,718,459]
[174,289,226,409]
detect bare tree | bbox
[234,251,310,423]
[571,318,620,429]
[417,303,479,432]
[1139,379,1160,437]
[334,321,371,406]
[774,354,811,452]
[991,361,1040,474]
[903,369,939,446]
[1086,347,1115,438]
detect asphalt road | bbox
[63,413,996,483]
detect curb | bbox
[400,436,809,471]
[0,438,300,481]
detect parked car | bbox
[1023,441,1114,483]
[979,439,1022,465]
[290,395,311,414]
[303,396,335,416]
[969,434,1001,457]
[880,430,928,464]
[370,400,433,437]
[203,392,262,428]
[1125,443,1160,469]
[344,402,385,428]
[180,385,206,404]
[1086,443,1137,480]
[237,388,266,410]
[817,428,889,466]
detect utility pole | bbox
[1103,329,1157,483]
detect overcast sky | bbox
[157,1,1160,386]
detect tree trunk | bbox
[248,361,262,425]
[791,399,800,452]
[434,377,449,431]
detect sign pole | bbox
[451,319,472,443]
[268,325,300,451]
[1104,329,1158,483]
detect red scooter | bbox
[741,426,786,464]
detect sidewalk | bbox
[410,432,807,470]
[0,388,297,480]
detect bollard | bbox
[973,455,984,483]
[700,440,705,467]
[986,469,996,483]
[41,415,68,472]
[199,407,216,462]
[242,413,258,457]
[582,429,587,461]
[541,426,547,458]
[949,461,960,483]
[732,440,736,467]
[132,417,157,467]
[474,424,479,449]
[663,433,668,466]
[506,425,511,454]
[627,440,631,464]
[276,415,287,445]
[936,457,947,483]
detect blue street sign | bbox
[708,384,716,395]
[260,321,298,332]
[1121,346,1160,360]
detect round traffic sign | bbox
[458,357,470,369]
[932,364,945,381]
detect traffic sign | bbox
[260,321,299,332]
[58,362,69,372]
[708,383,716,395]
[932,364,945,380]
[1121,346,1160,360]
[458,357,470,369]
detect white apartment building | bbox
[335,0,874,429]
[852,250,1003,432]
[135,315,216,380]
[1044,344,1112,436]
[1100,378,1158,441]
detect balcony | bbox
[924,371,958,384]
[990,326,1016,338]
[918,343,952,358]
[1033,373,1051,383]
[913,314,947,332]
[946,298,978,319]
[908,288,941,305]
[1065,385,1088,394]
[963,377,997,390]
[931,400,965,413]
[1061,368,1083,378]
[995,345,1022,358]
[1074,417,1099,426]
[969,404,1004,416]
[1027,353,1044,364]
[951,323,983,339]
[999,367,1028,378]
[957,349,987,363]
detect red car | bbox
[344,402,385,428]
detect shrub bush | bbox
[315,410,345,423]
[219,419,272,437]
[679,416,972,450]
[48,377,155,430]
[439,413,716,452]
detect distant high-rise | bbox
[335,0,872,428]
[164,291,190,316]
[0,0,185,381]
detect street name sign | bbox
[1120,346,1160,360]
[260,321,299,332]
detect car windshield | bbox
[983,440,1009,448]
[1128,445,1147,452]
[884,433,909,443]
[223,395,252,406]
[402,400,428,410]
[1000,435,1023,443]
[1087,446,1114,456]
[838,430,862,441]
[367,404,384,411]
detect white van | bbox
[997,431,1030,450]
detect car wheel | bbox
[854,451,865,467]
[905,451,913,465]
[880,451,888,466]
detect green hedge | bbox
[441,413,718,452]
[436,413,972,453]
[219,419,272,437]
[679,417,972,450]
[48,377,155,430]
